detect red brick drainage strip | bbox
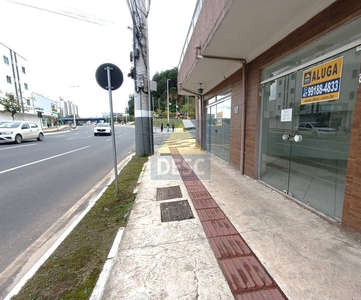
[169,148,288,299]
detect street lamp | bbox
[176,99,178,118]
[166,79,170,123]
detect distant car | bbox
[94,123,112,136]
[294,122,337,137]
[0,121,44,144]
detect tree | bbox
[150,67,197,119]
[0,93,22,120]
[180,96,196,119]
[50,116,58,127]
[151,67,179,113]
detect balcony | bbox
[178,0,336,95]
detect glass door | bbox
[260,49,359,221]
[260,74,296,194]
[206,96,231,162]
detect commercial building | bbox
[178,0,361,234]
[32,92,59,127]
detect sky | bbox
[0,0,196,117]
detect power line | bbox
[6,0,107,26]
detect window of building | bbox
[27,99,31,105]
[24,83,28,90]
[206,90,232,162]
[3,56,9,65]
[6,75,11,83]
[22,66,26,74]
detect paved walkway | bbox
[102,130,361,299]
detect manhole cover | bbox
[156,186,182,201]
[160,200,194,222]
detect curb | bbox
[89,159,148,300]
[89,228,124,300]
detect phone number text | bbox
[302,79,340,98]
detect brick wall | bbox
[342,65,361,233]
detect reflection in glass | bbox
[260,47,359,220]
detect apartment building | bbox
[178,0,361,234]
[0,42,32,112]
[58,98,79,118]
[0,42,78,126]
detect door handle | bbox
[282,133,303,142]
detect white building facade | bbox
[32,92,59,127]
[0,42,32,112]
[1,42,79,127]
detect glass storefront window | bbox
[205,91,231,162]
[260,47,361,220]
[262,17,361,81]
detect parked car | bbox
[0,121,44,144]
[94,123,112,136]
[294,122,337,137]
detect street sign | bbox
[95,63,123,90]
[95,63,124,195]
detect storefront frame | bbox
[258,18,361,221]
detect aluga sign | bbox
[301,56,343,104]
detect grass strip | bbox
[12,155,148,300]
[152,118,184,129]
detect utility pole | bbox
[127,0,154,156]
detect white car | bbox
[0,121,44,144]
[294,122,337,137]
[94,123,112,136]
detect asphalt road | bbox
[0,124,135,297]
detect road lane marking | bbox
[0,144,36,151]
[0,146,89,175]
[3,153,135,300]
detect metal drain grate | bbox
[156,185,182,201]
[160,200,194,222]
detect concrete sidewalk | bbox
[102,131,361,299]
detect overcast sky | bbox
[0,0,196,117]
